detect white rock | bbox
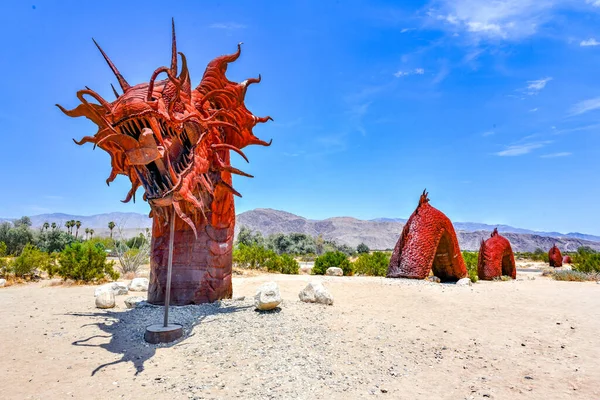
[254,281,282,311]
[124,296,146,309]
[95,291,115,309]
[299,265,313,275]
[129,278,149,292]
[94,282,129,297]
[0,278,6,288]
[456,278,472,286]
[326,267,343,276]
[299,282,334,305]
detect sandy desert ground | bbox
[0,264,599,400]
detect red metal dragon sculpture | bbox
[57,21,271,305]
[477,228,516,280]
[387,190,467,281]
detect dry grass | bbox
[543,269,600,282]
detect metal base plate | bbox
[144,323,183,344]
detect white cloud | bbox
[529,108,539,112]
[209,22,247,30]
[482,130,495,137]
[495,140,552,156]
[540,152,572,158]
[569,97,600,116]
[525,77,552,94]
[394,68,426,77]
[426,0,559,41]
[586,0,600,7]
[400,28,415,33]
[580,38,600,46]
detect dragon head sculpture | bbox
[56,20,271,238]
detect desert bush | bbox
[313,251,353,276]
[57,242,119,282]
[237,226,265,247]
[550,270,600,282]
[11,244,52,277]
[263,249,282,272]
[280,254,299,274]
[461,251,479,283]
[299,253,317,262]
[572,246,600,273]
[233,243,270,269]
[0,257,11,277]
[35,229,74,253]
[112,226,150,275]
[0,221,34,255]
[356,243,370,254]
[0,241,6,257]
[353,251,390,276]
[233,244,299,274]
[516,248,549,263]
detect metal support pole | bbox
[163,206,176,328]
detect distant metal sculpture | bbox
[562,255,572,264]
[57,21,271,305]
[548,245,563,267]
[387,190,467,281]
[477,228,516,280]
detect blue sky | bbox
[1,0,600,234]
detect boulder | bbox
[124,296,146,309]
[299,282,334,305]
[95,291,115,309]
[427,276,441,283]
[254,281,282,311]
[129,277,149,292]
[299,265,313,275]
[326,267,343,276]
[94,282,128,297]
[0,278,6,288]
[456,278,472,286]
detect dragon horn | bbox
[92,38,130,91]
[178,52,191,96]
[170,18,177,75]
[110,84,120,99]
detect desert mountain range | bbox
[3,208,599,252]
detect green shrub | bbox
[0,257,10,277]
[356,243,370,254]
[0,241,6,257]
[11,244,52,277]
[57,242,119,282]
[572,247,600,273]
[461,251,479,283]
[353,251,390,276]
[263,250,282,272]
[515,248,549,263]
[313,251,353,276]
[280,254,299,275]
[233,243,270,269]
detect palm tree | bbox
[85,228,90,240]
[108,221,115,239]
[89,229,95,240]
[65,221,71,234]
[42,222,49,231]
[75,221,81,239]
[51,222,57,230]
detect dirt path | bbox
[0,272,598,399]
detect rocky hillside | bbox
[4,208,599,252]
[236,209,600,252]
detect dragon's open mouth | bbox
[114,114,198,200]
[57,20,272,237]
